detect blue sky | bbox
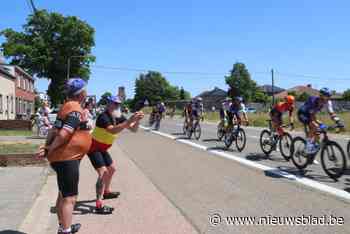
[1,0,350,98]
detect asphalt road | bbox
[144,117,350,192]
[115,117,350,233]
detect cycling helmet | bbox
[106,95,122,104]
[235,96,243,102]
[285,95,295,104]
[320,88,332,97]
[225,97,232,102]
[197,97,203,102]
[65,78,87,96]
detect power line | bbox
[275,71,350,82]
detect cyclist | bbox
[189,97,203,128]
[298,88,343,154]
[88,95,144,214]
[219,97,233,130]
[270,95,295,136]
[182,101,192,130]
[230,96,249,126]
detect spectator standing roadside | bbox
[36,78,92,234]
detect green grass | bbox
[0,143,39,154]
[200,111,350,134]
[0,130,33,136]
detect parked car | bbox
[245,107,257,113]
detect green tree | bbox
[180,87,186,100]
[98,91,112,106]
[133,71,188,105]
[225,62,262,102]
[1,10,95,106]
[297,92,310,102]
[343,89,350,101]
[287,91,297,97]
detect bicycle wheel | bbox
[183,122,187,135]
[279,132,293,161]
[291,137,309,170]
[235,128,246,152]
[347,141,350,158]
[224,131,233,149]
[217,124,225,141]
[194,123,201,140]
[259,130,274,156]
[186,125,193,139]
[321,141,347,180]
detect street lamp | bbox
[67,55,93,79]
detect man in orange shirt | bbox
[37,78,91,234]
[270,95,295,136]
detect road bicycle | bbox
[259,120,293,161]
[186,118,201,140]
[223,122,246,152]
[149,112,162,131]
[291,124,346,180]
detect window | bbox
[11,96,14,114]
[0,95,3,113]
[6,96,9,114]
[17,78,20,88]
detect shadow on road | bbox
[175,136,190,140]
[202,138,221,143]
[245,153,268,161]
[50,199,99,216]
[207,146,233,152]
[171,132,185,136]
[343,188,350,193]
[264,166,336,183]
[0,231,27,234]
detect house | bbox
[2,65,35,119]
[259,85,285,96]
[196,87,227,110]
[275,84,319,99]
[0,67,16,120]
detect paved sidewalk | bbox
[19,144,197,234]
[0,166,48,232]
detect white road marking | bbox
[140,125,350,201]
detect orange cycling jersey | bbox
[274,102,294,113]
[47,101,92,162]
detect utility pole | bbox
[271,69,275,106]
[29,0,37,13]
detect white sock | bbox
[63,227,71,233]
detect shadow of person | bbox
[0,231,27,234]
[50,199,97,216]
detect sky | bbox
[1,0,350,98]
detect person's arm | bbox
[288,107,295,129]
[46,111,81,155]
[105,113,143,134]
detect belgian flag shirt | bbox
[90,111,127,152]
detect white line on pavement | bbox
[140,125,350,201]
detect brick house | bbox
[0,67,16,120]
[3,66,35,119]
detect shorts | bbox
[230,111,241,122]
[51,160,80,198]
[298,109,311,125]
[270,108,282,125]
[88,151,113,169]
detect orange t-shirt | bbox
[47,101,92,162]
[274,102,293,113]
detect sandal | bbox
[103,191,120,200]
[95,205,114,214]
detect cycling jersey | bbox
[47,101,92,163]
[299,96,334,114]
[273,102,294,113]
[229,102,246,114]
[90,111,127,152]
